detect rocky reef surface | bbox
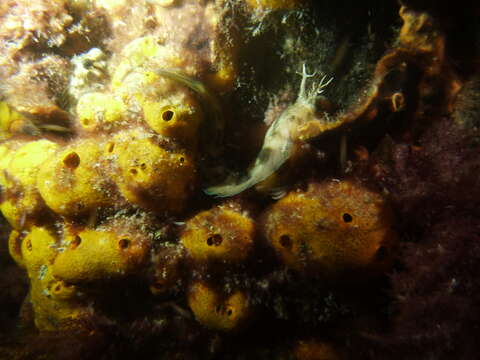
[0,0,479,359]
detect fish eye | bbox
[83,59,94,68]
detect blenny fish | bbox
[205,64,333,197]
[155,69,225,156]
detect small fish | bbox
[205,64,333,198]
[155,69,225,156]
[36,124,72,133]
[1,101,72,136]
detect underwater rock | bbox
[293,339,344,360]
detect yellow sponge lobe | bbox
[0,140,58,228]
[76,92,126,131]
[262,180,396,278]
[52,225,151,283]
[111,131,195,212]
[187,281,250,332]
[36,139,113,216]
[181,206,255,263]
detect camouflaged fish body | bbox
[205,65,332,197]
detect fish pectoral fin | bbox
[269,186,288,200]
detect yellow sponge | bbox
[29,264,86,331]
[52,222,151,283]
[76,92,126,131]
[22,226,58,275]
[181,206,255,263]
[36,139,113,216]
[142,99,201,148]
[0,101,29,139]
[187,281,250,332]
[0,140,59,229]
[262,180,396,278]
[111,131,195,212]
